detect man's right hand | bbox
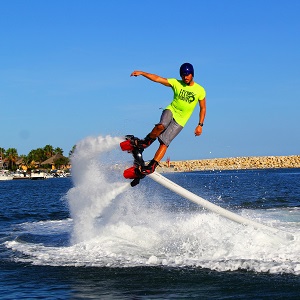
[130,70,171,86]
[130,70,143,77]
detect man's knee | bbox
[155,123,165,132]
[150,123,165,138]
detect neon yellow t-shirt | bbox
[165,78,206,127]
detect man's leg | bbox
[137,109,173,149]
[139,143,167,175]
[140,116,183,175]
[149,124,165,139]
[137,124,165,149]
[154,143,168,162]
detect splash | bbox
[67,135,130,243]
[5,137,300,274]
[5,211,300,274]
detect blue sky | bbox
[1,0,299,161]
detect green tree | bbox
[0,147,5,156]
[54,147,63,155]
[19,154,31,169]
[27,148,47,166]
[54,156,70,169]
[43,145,54,158]
[5,148,18,170]
[0,147,6,169]
[69,145,76,157]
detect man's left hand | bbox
[194,125,203,136]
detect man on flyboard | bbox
[122,63,206,186]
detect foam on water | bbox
[5,210,300,273]
[67,135,130,243]
[4,135,300,274]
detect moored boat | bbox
[0,171,13,181]
[30,170,47,180]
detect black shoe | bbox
[125,134,155,150]
[130,178,141,187]
[136,134,156,150]
[140,159,158,175]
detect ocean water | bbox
[1,135,300,299]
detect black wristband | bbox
[198,122,204,127]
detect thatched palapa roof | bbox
[41,154,66,165]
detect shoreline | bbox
[156,155,300,172]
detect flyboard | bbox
[120,135,293,240]
[120,135,147,187]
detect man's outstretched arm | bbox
[130,71,171,87]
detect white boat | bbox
[30,170,47,180]
[13,170,30,180]
[0,171,13,181]
[0,154,13,180]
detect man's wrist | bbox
[198,122,204,127]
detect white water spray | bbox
[5,137,300,273]
[10,134,295,273]
[67,135,130,243]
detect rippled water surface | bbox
[1,136,299,299]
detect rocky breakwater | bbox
[157,155,300,172]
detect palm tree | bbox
[5,148,18,170]
[54,147,63,155]
[69,145,76,157]
[0,147,5,169]
[0,147,5,156]
[19,154,32,169]
[54,156,70,169]
[28,148,47,167]
[43,145,54,158]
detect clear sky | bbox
[1,0,299,161]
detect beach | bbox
[158,155,300,172]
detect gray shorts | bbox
[158,109,183,146]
